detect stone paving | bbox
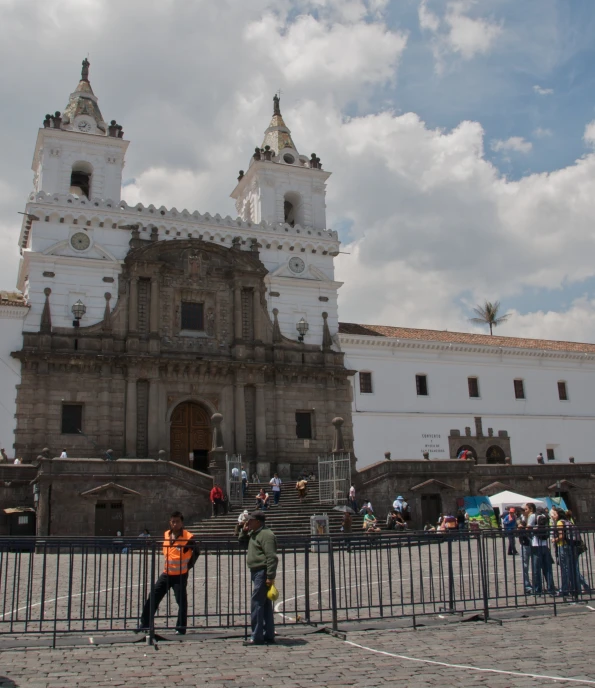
[1,608,595,687]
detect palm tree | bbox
[469,300,511,335]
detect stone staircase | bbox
[187,482,364,540]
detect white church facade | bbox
[1,59,595,474]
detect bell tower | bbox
[31,58,129,202]
[230,95,330,230]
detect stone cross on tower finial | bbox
[273,92,281,116]
[81,57,90,82]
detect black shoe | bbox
[175,629,186,635]
[135,625,149,634]
[264,638,275,644]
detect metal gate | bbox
[226,454,243,508]
[317,453,351,505]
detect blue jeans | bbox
[521,545,533,592]
[559,545,591,594]
[532,545,555,594]
[273,490,280,504]
[250,568,274,642]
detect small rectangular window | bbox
[468,377,480,398]
[546,448,556,461]
[416,374,428,396]
[61,404,82,434]
[558,381,568,401]
[359,372,373,394]
[514,379,525,399]
[181,302,204,331]
[18,515,29,525]
[295,412,313,439]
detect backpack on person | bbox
[534,513,549,542]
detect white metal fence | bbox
[317,453,351,505]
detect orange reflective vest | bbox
[163,529,195,576]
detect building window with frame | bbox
[181,302,204,331]
[359,372,373,394]
[295,411,313,439]
[468,377,480,398]
[546,448,556,461]
[557,381,568,401]
[416,374,428,396]
[514,379,525,399]
[61,404,83,434]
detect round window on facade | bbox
[283,153,295,164]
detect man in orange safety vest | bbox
[137,511,199,635]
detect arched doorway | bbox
[170,402,211,472]
[455,445,477,461]
[486,445,506,464]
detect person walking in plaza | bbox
[137,511,199,635]
[532,506,555,595]
[210,483,225,516]
[296,477,307,503]
[239,510,278,645]
[241,465,248,496]
[502,507,518,555]
[269,473,282,505]
[519,503,536,594]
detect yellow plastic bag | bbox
[267,583,279,602]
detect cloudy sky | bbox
[2,0,595,341]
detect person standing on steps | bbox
[239,510,278,645]
[210,483,225,516]
[137,511,199,635]
[269,473,282,505]
[241,465,248,496]
[296,477,307,503]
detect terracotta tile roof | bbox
[0,291,29,308]
[338,322,595,354]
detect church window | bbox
[283,153,295,165]
[546,447,556,461]
[295,411,313,439]
[181,302,204,331]
[514,379,525,399]
[283,192,304,227]
[69,161,93,198]
[284,200,295,226]
[416,374,428,396]
[61,404,83,434]
[359,372,373,394]
[558,381,568,401]
[468,377,480,398]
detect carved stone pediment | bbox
[80,482,142,498]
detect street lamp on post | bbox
[71,299,86,328]
[296,317,309,343]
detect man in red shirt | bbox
[210,484,225,516]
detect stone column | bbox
[147,378,160,457]
[234,285,242,340]
[252,288,261,341]
[149,277,160,335]
[255,384,267,458]
[234,382,246,455]
[125,376,137,457]
[128,277,138,333]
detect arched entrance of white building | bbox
[170,401,211,472]
[486,445,506,464]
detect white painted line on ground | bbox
[345,640,595,685]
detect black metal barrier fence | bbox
[0,528,593,644]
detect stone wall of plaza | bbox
[33,458,213,537]
[12,236,354,479]
[356,459,595,528]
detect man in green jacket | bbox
[239,510,278,645]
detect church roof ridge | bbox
[338,322,595,354]
[29,191,339,241]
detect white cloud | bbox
[419,0,502,70]
[584,120,595,148]
[491,136,533,153]
[533,127,553,138]
[533,85,554,96]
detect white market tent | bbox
[488,490,547,512]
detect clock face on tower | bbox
[70,232,91,251]
[288,257,306,274]
[77,120,92,133]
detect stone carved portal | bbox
[170,402,211,472]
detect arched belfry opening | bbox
[170,401,211,472]
[70,161,93,198]
[283,191,303,227]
